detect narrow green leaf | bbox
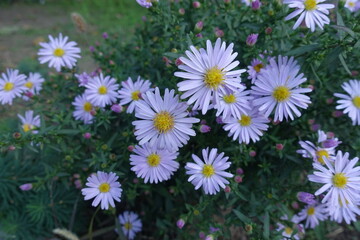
[336,12,345,40]
[233,209,251,224]
[263,212,270,240]
[285,44,320,56]
[339,54,352,75]
[331,25,355,38]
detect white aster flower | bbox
[308,151,360,207]
[118,76,153,114]
[215,88,252,120]
[133,87,200,151]
[38,33,81,72]
[276,222,305,240]
[185,147,233,195]
[118,211,142,240]
[223,106,269,144]
[292,204,328,228]
[297,130,337,164]
[130,143,179,183]
[17,110,41,134]
[22,72,45,100]
[0,69,27,105]
[284,0,335,32]
[75,72,92,87]
[81,171,122,210]
[174,38,246,114]
[72,94,95,124]
[85,73,119,108]
[247,58,266,84]
[334,79,360,125]
[328,201,360,224]
[251,55,312,122]
[345,0,358,12]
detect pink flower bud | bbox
[89,46,95,52]
[90,110,97,116]
[251,0,261,9]
[311,124,320,131]
[216,116,223,124]
[246,33,258,46]
[83,132,91,139]
[179,8,185,15]
[200,120,207,125]
[308,119,315,125]
[205,235,214,240]
[196,33,203,38]
[236,168,244,175]
[297,192,316,205]
[199,232,206,239]
[73,173,80,179]
[19,183,33,191]
[249,150,256,157]
[224,185,231,193]
[102,32,108,39]
[8,145,16,151]
[291,201,299,209]
[74,179,82,189]
[111,104,123,113]
[177,219,185,229]
[128,145,135,152]
[265,27,272,34]
[133,178,139,184]
[24,91,34,98]
[215,28,224,37]
[332,111,343,117]
[199,124,211,133]
[276,144,284,150]
[234,175,243,183]
[326,98,333,104]
[326,131,335,138]
[192,1,201,8]
[195,21,203,31]
[175,58,183,66]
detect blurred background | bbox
[0,0,146,72]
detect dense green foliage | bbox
[1,0,360,239]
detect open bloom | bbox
[174,38,245,114]
[72,94,95,124]
[130,143,179,183]
[118,76,153,114]
[223,106,269,144]
[81,171,122,210]
[22,72,45,100]
[133,88,200,151]
[118,211,142,240]
[284,0,335,32]
[308,151,360,207]
[185,148,233,195]
[328,201,360,224]
[297,130,338,164]
[345,0,358,12]
[292,204,328,228]
[251,56,312,122]
[136,0,157,8]
[0,69,27,105]
[75,72,92,87]
[215,89,252,120]
[276,222,305,240]
[247,58,267,84]
[85,73,119,108]
[18,110,40,134]
[38,33,81,72]
[334,79,360,125]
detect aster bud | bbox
[291,201,299,209]
[249,150,256,157]
[236,168,244,175]
[193,1,201,8]
[215,28,224,37]
[8,145,16,151]
[251,0,261,9]
[224,0,231,3]
[332,110,343,117]
[74,179,82,189]
[265,27,272,34]
[276,143,284,150]
[311,124,320,131]
[83,132,91,139]
[19,183,33,191]
[224,185,231,193]
[199,232,206,239]
[326,131,335,138]
[195,21,203,32]
[205,235,214,240]
[199,124,211,133]
[128,145,135,152]
[245,224,253,233]
[234,175,243,183]
[175,58,183,66]
[179,8,185,15]
[196,33,203,38]
[13,132,21,139]
[246,33,258,46]
[102,32,108,39]
[322,139,341,148]
[216,116,223,124]
[177,219,185,229]
[111,104,123,113]
[326,98,333,104]
[89,46,95,52]
[297,192,317,205]
[90,109,97,116]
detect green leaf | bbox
[263,212,270,240]
[233,209,251,224]
[336,12,346,40]
[285,44,320,56]
[331,25,355,38]
[339,54,352,75]
[57,129,80,135]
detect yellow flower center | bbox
[147,153,161,167]
[304,0,317,10]
[98,85,108,95]
[22,124,33,132]
[153,111,174,133]
[238,115,252,126]
[307,207,315,215]
[53,48,65,57]
[284,227,293,235]
[124,222,133,230]
[202,164,215,177]
[223,94,237,104]
[273,86,291,102]
[332,173,348,188]
[3,82,14,92]
[254,63,263,73]
[204,67,225,89]
[98,183,110,193]
[316,149,329,165]
[131,90,141,101]
[349,1,355,7]
[24,81,34,89]
[352,96,360,108]
[83,102,93,112]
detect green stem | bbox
[88,206,100,240]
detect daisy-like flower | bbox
[136,0,157,8]
[130,143,179,183]
[251,55,312,122]
[38,33,81,72]
[334,79,360,125]
[75,72,92,87]
[223,107,269,144]
[72,94,95,124]
[242,0,252,6]
[22,72,45,100]
[118,76,153,114]
[185,148,233,195]
[81,171,122,210]
[0,69,27,105]
[292,204,328,228]
[133,87,200,151]
[118,211,142,240]
[247,58,267,84]
[328,201,360,224]
[174,38,246,114]
[297,130,338,164]
[276,222,305,240]
[308,151,360,207]
[345,0,358,12]
[215,89,252,120]
[284,0,335,32]
[17,110,41,134]
[85,73,119,108]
